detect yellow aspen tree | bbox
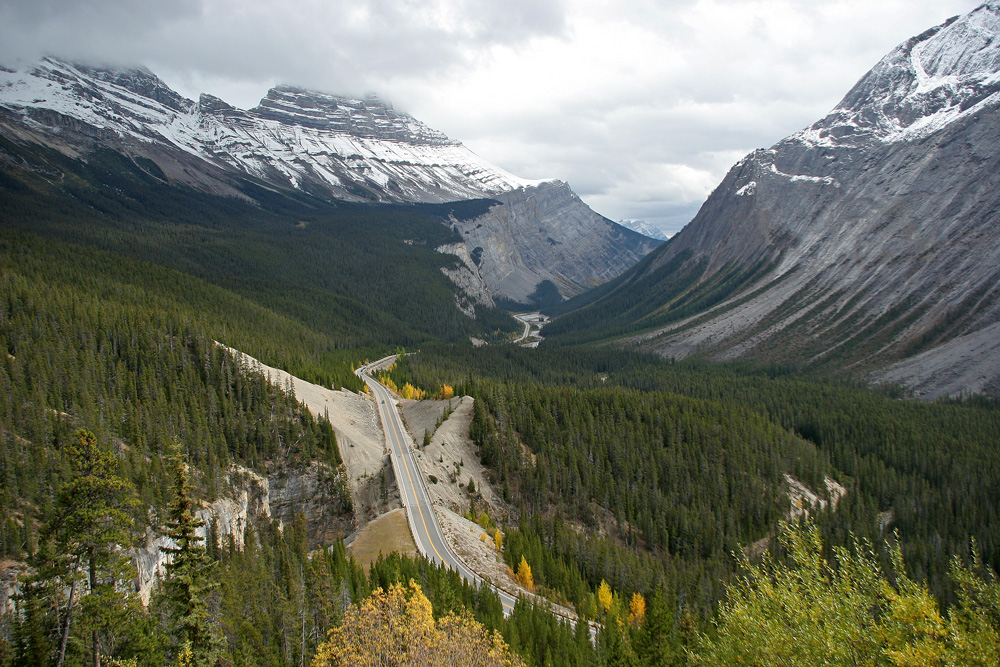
[598,580,614,613]
[313,581,435,666]
[313,580,525,666]
[517,556,534,591]
[493,528,503,555]
[628,592,646,626]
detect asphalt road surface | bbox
[356,357,519,616]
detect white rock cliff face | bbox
[132,462,350,604]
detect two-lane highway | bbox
[356,357,519,616]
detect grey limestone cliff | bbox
[132,462,352,603]
[442,180,661,303]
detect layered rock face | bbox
[605,3,1000,398]
[0,58,658,302]
[443,181,660,303]
[132,462,352,603]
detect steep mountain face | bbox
[441,181,661,303]
[557,3,1000,398]
[0,58,657,303]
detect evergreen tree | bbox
[10,545,62,667]
[160,453,222,666]
[45,429,137,667]
[632,587,678,667]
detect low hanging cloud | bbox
[0,0,983,235]
[0,0,567,95]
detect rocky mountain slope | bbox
[553,3,1000,398]
[440,181,660,303]
[0,58,657,304]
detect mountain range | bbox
[2,8,999,399]
[3,5,1000,664]
[550,2,1000,399]
[617,219,670,241]
[0,58,658,305]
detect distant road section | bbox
[512,312,549,347]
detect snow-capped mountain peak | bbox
[617,219,670,241]
[0,57,535,203]
[797,2,1000,147]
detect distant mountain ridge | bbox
[617,219,670,241]
[550,2,1000,399]
[0,58,658,304]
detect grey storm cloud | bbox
[0,0,566,85]
[0,0,985,235]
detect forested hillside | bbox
[0,132,517,358]
[388,345,1000,617]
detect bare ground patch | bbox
[346,509,419,572]
[436,507,519,590]
[405,397,506,520]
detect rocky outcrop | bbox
[442,181,661,303]
[132,461,351,603]
[785,474,847,522]
[252,87,452,144]
[268,460,354,548]
[437,242,495,315]
[578,4,1000,398]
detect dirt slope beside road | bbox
[220,345,400,524]
[401,397,505,519]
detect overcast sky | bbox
[0,0,984,234]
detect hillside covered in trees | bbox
[2,108,999,665]
[387,346,1000,618]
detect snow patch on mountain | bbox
[796,3,1000,148]
[0,57,538,203]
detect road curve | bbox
[356,357,519,616]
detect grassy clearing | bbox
[347,509,419,571]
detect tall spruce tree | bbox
[46,429,137,667]
[160,453,222,666]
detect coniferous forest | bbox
[2,130,999,665]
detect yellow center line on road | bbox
[387,396,448,567]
